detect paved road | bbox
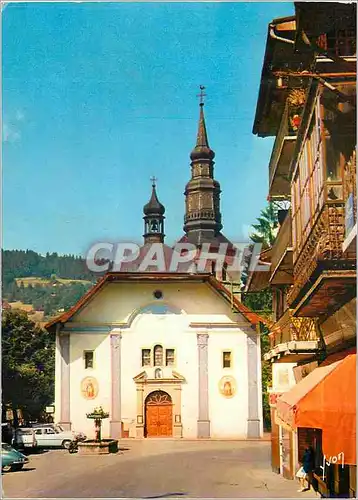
[3,439,317,498]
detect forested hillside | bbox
[2,250,93,284]
[2,250,97,317]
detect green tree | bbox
[2,309,55,424]
[243,289,272,317]
[258,324,272,431]
[244,295,272,432]
[250,202,278,248]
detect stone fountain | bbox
[78,406,118,455]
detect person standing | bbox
[297,442,315,492]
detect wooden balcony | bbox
[316,30,356,58]
[264,309,321,362]
[270,212,293,286]
[268,104,297,199]
[287,198,356,317]
[296,4,357,73]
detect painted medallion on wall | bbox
[81,377,99,400]
[219,376,236,398]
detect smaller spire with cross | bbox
[197,85,206,107]
[143,176,165,244]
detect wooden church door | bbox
[145,391,173,437]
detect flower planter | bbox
[79,406,119,455]
[77,439,118,455]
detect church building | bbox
[46,96,264,439]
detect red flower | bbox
[291,114,301,130]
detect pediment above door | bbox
[133,369,186,384]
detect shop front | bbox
[276,352,356,497]
[269,391,297,480]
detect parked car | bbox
[30,423,86,440]
[32,425,84,449]
[1,423,14,445]
[12,428,37,450]
[2,443,29,472]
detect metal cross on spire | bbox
[197,85,206,106]
[150,176,157,187]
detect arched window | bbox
[154,345,163,366]
[150,219,159,232]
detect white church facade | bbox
[48,273,263,439]
[47,96,264,440]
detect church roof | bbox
[45,272,267,330]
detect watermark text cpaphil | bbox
[85,242,270,274]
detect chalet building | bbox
[46,100,264,441]
[248,2,356,497]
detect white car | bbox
[12,428,37,449]
[32,425,83,449]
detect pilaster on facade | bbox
[58,327,71,430]
[110,332,122,439]
[135,386,145,438]
[197,332,210,438]
[246,328,262,438]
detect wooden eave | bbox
[291,269,357,318]
[245,248,272,293]
[253,16,300,137]
[269,249,293,286]
[264,341,320,363]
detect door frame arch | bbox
[133,372,185,438]
[144,390,173,437]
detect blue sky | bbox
[3,2,294,256]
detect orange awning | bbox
[276,353,356,465]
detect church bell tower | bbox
[183,87,223,245]
[143,177,165,244]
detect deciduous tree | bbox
[2,309,55,424]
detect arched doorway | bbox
[145,390,173,437]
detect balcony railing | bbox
[287,177,356,311]
[270,211,293,285]
[268,104,297,198]
[268,309,319,349]
[288,201,344,306]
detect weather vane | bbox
[197,85,206,105]
[150,176,157,187]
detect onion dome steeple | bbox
[183,87,223,245]
[143,177,165,243]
